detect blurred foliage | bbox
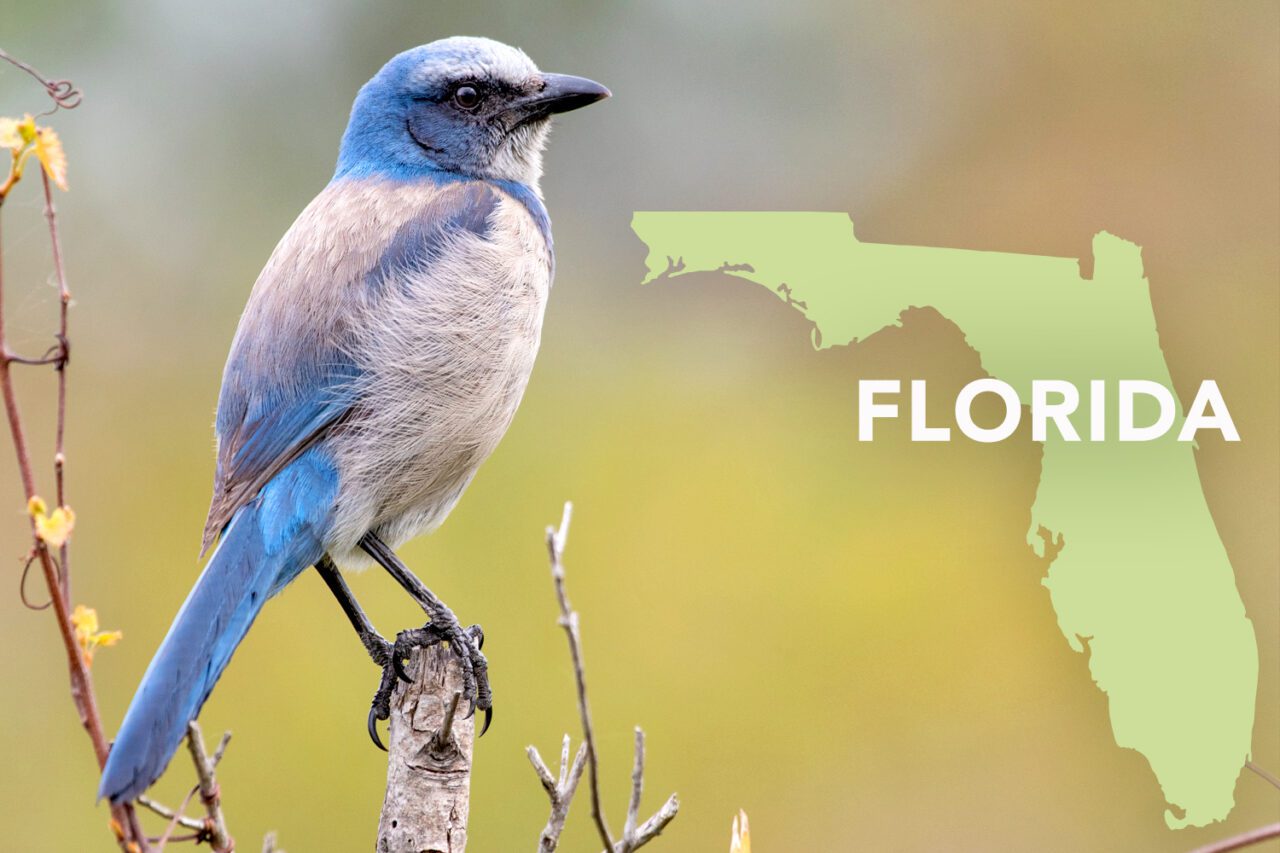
[0,2,1275,851]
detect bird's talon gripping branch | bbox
[357,532,495,736]
[363,618,492,749]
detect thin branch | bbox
[136,796,206,834]
[428,690,463,753]
[41,167,72,600]
[606,795,679,853]
[136,733,233,848]
[621,729,645,851]
[528,734,589,852]
[0,138,146,850]
[1187,823,1280,853]
[185,721,233,852]
[152,785,200,850]
[541,502,679,853]
[545,502,615,851]
[1245,761,1280,792]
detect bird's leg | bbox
[314,555,447,750]
[315,555,391,664]
[358,532,492,736]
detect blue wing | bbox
[200,176,509,552]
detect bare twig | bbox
[152,785,200,850]
[620,729,645,851]
[1187,823,1280,853]
[545,502,615,851]
[429,690,463,753]
[136,796,206,835]
[137,729,234,848]
[528,734,589,852]
[186,721,234,852]
[607,795,679,853]
[41,167,72,600]
[1245,761,1280,792]
[541,502,679,853]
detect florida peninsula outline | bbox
[631,212,1258,829]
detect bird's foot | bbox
[365,621,490,751]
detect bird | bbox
[98,36,609,805]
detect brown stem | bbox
[0,176,146,852]
[1188,823,1280,853]
[40,168,72,599]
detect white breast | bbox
[325,194,552,566]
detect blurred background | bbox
[1,1,1276,850]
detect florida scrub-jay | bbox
[98,36,608,804]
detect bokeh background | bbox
[1,2,1276,850]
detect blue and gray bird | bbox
[98,36,608,804]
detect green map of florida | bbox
[631,212,1258,829]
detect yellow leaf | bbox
[71,604,123,665]
[34,126,67,190]
[730,810,750,853]
[34,505,76,547]
[27,495,48,517]
[0,117,22,150]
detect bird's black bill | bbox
[529,73,611,115]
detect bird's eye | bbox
[452,84,481,110]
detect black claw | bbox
[368,707,387,751]
[478,705,492,737]
[393,654,413,684]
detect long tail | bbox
[99,452,334,804]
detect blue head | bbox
[335,36,609,189]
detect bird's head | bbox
[336,36,609,190]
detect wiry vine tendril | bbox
[0,48,82,114]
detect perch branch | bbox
[377,642,475,852]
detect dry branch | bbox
[527,735,588,851]
[186,721,234,851]
[377,643,476,853]
[532,502,680,853]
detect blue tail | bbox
[99,450,336,804]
